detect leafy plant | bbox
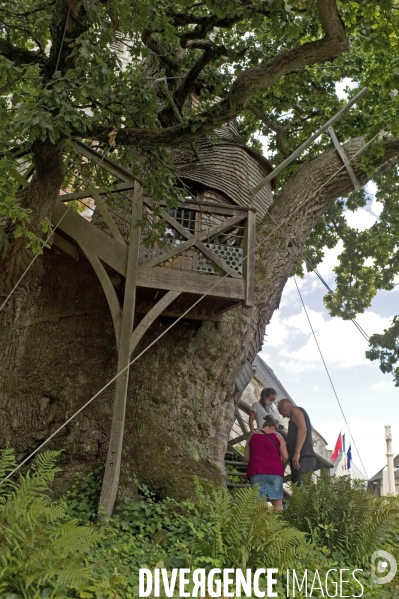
[0,449,106,598]
[192,483,305,570]
[284,474,399,565]
[64,466,104,523]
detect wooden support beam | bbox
[235,408,249,434]
[99,182,143,519]
[51,201,128,276]
[136,303,223,322]
[129,290,180,355]
[88,184,126,246]
[157,208,195,240]
[146,197,252,216]
[22,163,35,182]
[327,126,360,190]
[195,240,242,279]
[51,232,79,260]
[228,432,248,448]
[59,182,135,202]
[10,168,29,188]
[242,209,256,307]
[137,269,245,299]
[74,141,140,184]
[79,246,122,344]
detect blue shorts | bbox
[250,474,283,500]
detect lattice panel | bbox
[201,244,243,275]
[139,237,178,264]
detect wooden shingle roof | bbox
[174,132,274,222]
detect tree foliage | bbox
[1,2,399,378]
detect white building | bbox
[331,451,367,482]
[368,454,399,496]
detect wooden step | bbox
[224,459,246,466]
[226,471,247,477]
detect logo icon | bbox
[371,550,397,585]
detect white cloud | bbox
[265,305,325,348]
[372,380,397,392]
[315,242,343,282]
[364,257,375,267]
[371,198,383,217]
[265,309,393,372]
[365,180,377,197]
[345,207,377,231]
[335,78,357,100]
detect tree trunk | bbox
[0,135,390,500]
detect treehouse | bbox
[52,134,274,322]
[45,132,275,516]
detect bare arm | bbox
[244,438,251,463]
[249,410,256,434]
[290,408,308,470]
[276,433,289,469]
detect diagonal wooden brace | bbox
[327,126,360,190]
[153,207,242,278]
[140,213,246,270]
[129,290,180,355]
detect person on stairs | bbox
[249,387,280,434]
[277,398,316,486]
[244,415,289,512]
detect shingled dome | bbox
[174,129,275,222]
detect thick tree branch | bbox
[46,0,90,79]
[0,39,47,67]
[2,23,45,53]
[141,29,179,71]
[170,45,228,111]
[88,0,349,147]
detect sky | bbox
[258,183,399,480]
[256,80,399,479]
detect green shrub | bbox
[284,474,399,566]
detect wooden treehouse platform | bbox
[52,141,256,321]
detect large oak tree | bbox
[1,0,399,500]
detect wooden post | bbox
[243,209,256,308]
[98,182,143,519]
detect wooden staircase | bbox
[225,450,249,488]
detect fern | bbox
[284,475,399,565]
[0,448,101,598]
[193,485,306,570]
